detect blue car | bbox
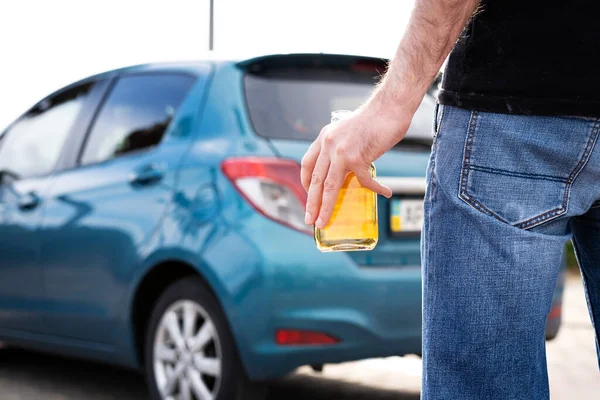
[0,53,563,400]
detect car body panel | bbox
[261,138,429,269]
[29,63,212,355]
[162,61,425,378]
[0,78,113,335]
[0,176,53,334]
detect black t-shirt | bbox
[438,0,600,117]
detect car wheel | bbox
[145,276,267,400]
[545,314,562,341]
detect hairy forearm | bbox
[369,0,480,121]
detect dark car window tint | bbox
[80,74,195,165]
[0,82,94,179]
[244,71,434,148]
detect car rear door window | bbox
[80,74,195,166]
[244,69,433,148]
[0,82,94,179]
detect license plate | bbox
[390,198,424,233]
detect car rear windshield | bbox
[244,68,434,149]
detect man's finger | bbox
[304,153,330,225]
[300,141,320,192]
[355,168,393,198]
[315,160,345,229]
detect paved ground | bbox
[0,276,596,399]
[547,275,600,399]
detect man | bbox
[301,0,600,399]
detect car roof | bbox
[84,61,216,81]
[58,52,390,98]
[236,52,388,67]
[81,52,389,80]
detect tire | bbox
[545,315,562,341]
[144,276,267,400]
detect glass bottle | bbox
[314,110,378,252]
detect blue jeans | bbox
[421,105,600,399]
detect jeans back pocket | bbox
[459,111,600,229]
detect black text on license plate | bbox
[390,198,424,233]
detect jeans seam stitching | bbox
[461,193,510,222]
[468,164,568,183]
[563,118,600,215]
[518,118,600,229]
[459,111,510,224]
[459,110,477,195]
[565,118,600,184]
[571,239,600,352]
[432,103,439,139]
[515,207,566,229]
[429,107,439,197]
[430,146,437,201]
[423,151,434,371]
[461,113,600,230]
[436,104,446,141]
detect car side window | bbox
[0,82,94,180]
[80,74,195,166]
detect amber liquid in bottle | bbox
[314,164,378,252]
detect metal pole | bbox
[209,0,214,51]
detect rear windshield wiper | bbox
[393,138,433,151]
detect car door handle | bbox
[18,191,41,211]
[129,163,165,186]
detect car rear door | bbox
[242,54,432,267]
[0,80,105,334]
[37,72,199,344]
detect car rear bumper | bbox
[230,217,422,380]
[247,335,422,381]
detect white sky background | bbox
[0,0,415,130]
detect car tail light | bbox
[350,60,387,73]
[275,329,339,346]
[221,157,310,234]
[548,305,562,319]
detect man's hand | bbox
[301,0,481,229]
[301,102,409,229]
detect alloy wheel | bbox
[153,300,222,400]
